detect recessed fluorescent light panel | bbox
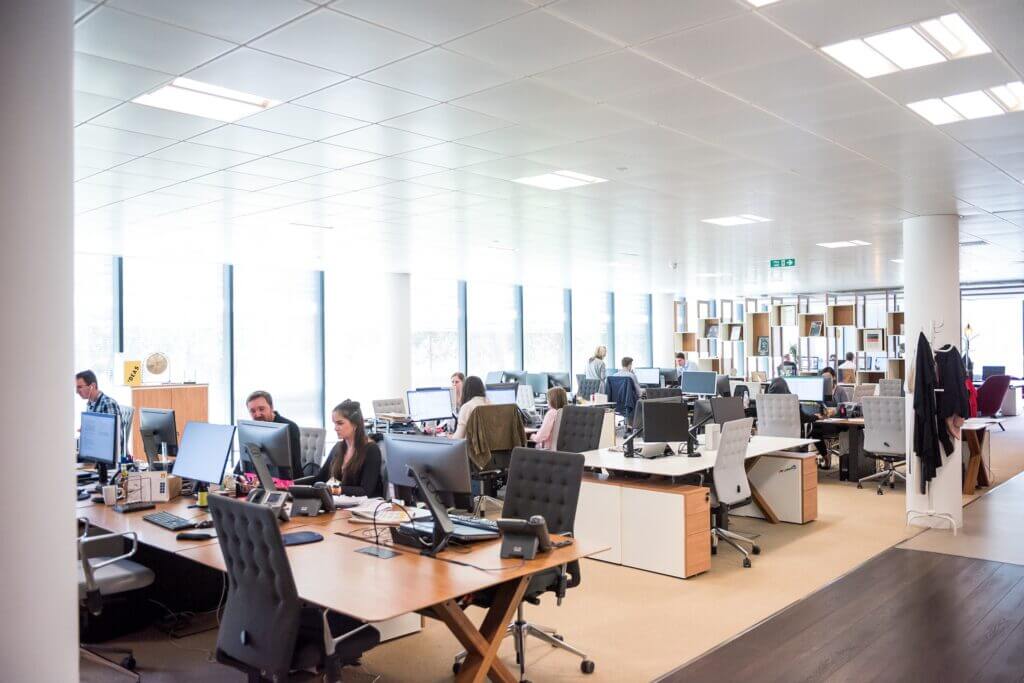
[744,0,781,6]
[513,170,608,190]
[891,259,904,264]
[701,214,772,226]
[908,81,1023,125]
[817,240,871,249]
[133,78,280,122]
[822,13,990,78]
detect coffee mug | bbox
[101,485,118,506]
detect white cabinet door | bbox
[620,487,685,578]
[733,455,804,523]
[577,480,621,564]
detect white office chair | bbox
[859,396,907,494]
[877,379,902,397]
[853,383,878,401]
[297,426,326,477]
[711,418,759,568]
[755,393,801,438]
[118,404,134,463]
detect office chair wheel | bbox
[876,488,884,496]
[857,483,863,489]
[452,662,461,674]
[120,656,136,671]
[553,634,564,642]
[581,660,595,674]
[890,481,896,489]
[752,545,761,555]
[711,545,717,555]
[743,558,752,568]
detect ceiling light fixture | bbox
[817,240,871,249]
[512,170,608,190]
[907,98,963,125]
[133,77,280,122]
[701,214,772,226]
[744,0,781,6]
[908,81,1024,125]
[943,91,1003,120]
[822,13,990,78]
[891,258,904,264]
[990,81,1024,111]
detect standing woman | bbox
[531,387,567,450]
[586,345,608,381]
[450,371,465,408]
[451,375,489,440]
[314,399,383,497]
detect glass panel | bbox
[962,297,1023,378]
[122,257,229,423]
[410,276,459,388]
[74,254,118,421]
[572,290,612,379]
[233,266,321,428]
[614,292,651,368]
[523,286,566,372]
[467,282,518,378]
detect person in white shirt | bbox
[675,352,696,373]
[838,352,856,371]
[614,356,645,399]
[451,375,489,440]
[531,387,566,450]
[585,345,607,381]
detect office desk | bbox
[576,436,815,578]
[818,417,876,481]
[962,418,1000,494]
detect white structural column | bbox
[651,293,676,368]
[903,215,962,530]
[0,0,78,679]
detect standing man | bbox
[76,369,127,463]
[244,390,303,480]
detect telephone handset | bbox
[246,489,290,522]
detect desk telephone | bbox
[246,489,290,521]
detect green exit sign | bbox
[771,258,796,268]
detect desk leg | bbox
[745,457,780,524]
[432,576,528,683]
[963,428,986,495]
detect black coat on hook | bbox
[913,332,942,494]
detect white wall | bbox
[651,293,677,368]
[0,0,78,678]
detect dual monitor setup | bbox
[631,395,749,457]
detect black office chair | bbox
[645,387,681,400]
[716,375,732,397]
[209,495,379,682]
[606,375,638,426]
[733,384,749,400]
[454,447,594,679]
[556,405,605,453]
[577,378,602,401]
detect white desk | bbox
[576,435,816,578]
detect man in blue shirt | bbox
[76,369,128,463]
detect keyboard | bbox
[449,514,499,532]
[112,501,156,514]
[143,511,194,531]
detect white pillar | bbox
[903,215,962,530]
[651,293,676,367]
[0,0,78,679]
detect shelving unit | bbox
[771,304,797,327]
[826,304,856,327]
[744,312,771,358]
[721,322,744,343]
[799,313,825,337]
[697,317,720,339]
[674,332,697,354]
[886,311,905,336]
[887,358,906,380]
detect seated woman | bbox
[451,375,489,440]
[531,386,567,450]
[811,367,848,467]
[314,399,383,498]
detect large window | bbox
[233,266,322,428]
[467,281,518,378]
[523,286,566,373]
[962,297,1024,378]
[615,292,652,368]
[410,276,460,388]
[74,253,118,420]
[572,289,612,378]
[122,257,230,423]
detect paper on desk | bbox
[332,494,368,508]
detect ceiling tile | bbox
[385,104,511,140]
[455,125,569,155]
[348,157,447,180]
[74,146,137,170]
[322,125,442,155]
[453,79,590,123]
[527,106,641,140]
[708,52,858,105]
[112,156,211,181]
[533,50,690,102]
[107,0,312,43]
[333,0,531,44]
[186,47,347,102]
[199,170,284,191]
[189,125,308,155]
[296,79,436,123]
[74,91,121,124]
[641,13,808,79]
[237,104,366,140]
[273,142,381,168]
[396,142,505,169]
[362,48,515,101]
[762,0,955,48]
[549,0,746,45]
[871,53,1017,105]
[74,7,234,75]
[90,102,224,139]
[74,52,172,100]
[446,10,617,77]
[608,79,740,128]
[146,141,260,168]
[251,8,430,75]
[460,156,559,181]
[75,123,176,156]
[305,169,390,192]
[959,0,1024,79]
[230,157,330,181]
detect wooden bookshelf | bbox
[857,370,886,384]
[697,317,720,340]
[771,304,796,327]
[886,311,905,337]
[799,313,825,337]
[857,328,887,353]
[887,358,906,380]
[674,332,697,353]
[721,322,744,343]
[744,312,771,357]
[826,304,856,327]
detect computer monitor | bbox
[681,371,717,396]
[524,372,549,396]
[785,376,825,402]
[660,368,679,385]
[384,434,472,497]
[484,371,504,384]
[502,370,527,384]
[982,365,1006,380]
[139,408,177,467]
[516,384,537,413]
[171,422,236,487]
[486,384,518,405]
[79,411,118,484]
[710,397,746,425]
[407,387,455,422]
[237,420,293,477]
[642,399,690,443]
[635,367,662,387]
[691,399,713,430]
[547,372,571,390]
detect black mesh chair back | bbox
[716,375,732,397]
[555,405,605,453]
[210,495,302,680]
[577,378,602,401]
[502,447,584,535]
[645,387,681,400]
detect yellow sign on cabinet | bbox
[123,360,142,386]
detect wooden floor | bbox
[658,548,1024,682]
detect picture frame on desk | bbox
[809,320,823,336]
[706,324,719,339]
[757,336,770,356]
[863,328,884,352]
[729,325,742,341]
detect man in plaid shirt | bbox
[76,369,128,462]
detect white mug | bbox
[101,485,118,506]
[705,423,721,450]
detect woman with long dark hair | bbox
[313,399,382,497]
[451,375,489,439]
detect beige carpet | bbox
[83,417,1024,682]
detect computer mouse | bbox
[194,519,214,529]
[177,531,214,541]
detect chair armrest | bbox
[320,609,376,654]
[292,476,316,486]
[79,531,140,588]
[77,517,90,541]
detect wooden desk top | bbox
[820,417,865,427]
[580,435,816,477]
[180,517,602,623]
[77,498,221,554]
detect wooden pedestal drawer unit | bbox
[732,451,818,524]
